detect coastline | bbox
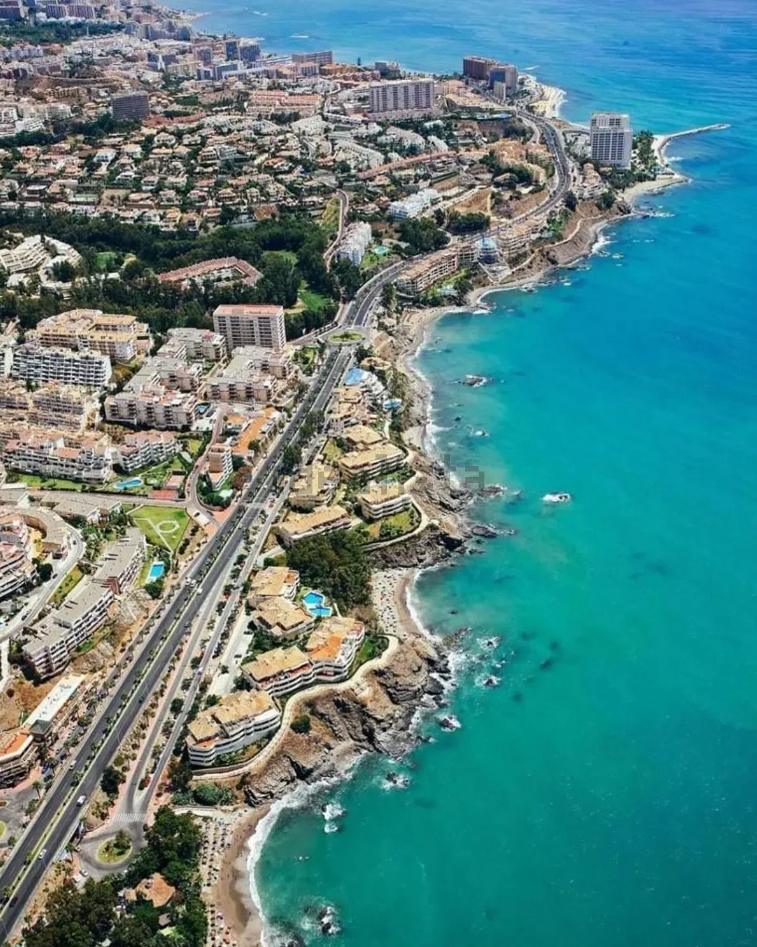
[203,89,727,947]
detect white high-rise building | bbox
[589,112,633,169]
[213,305,287,353]
[369,78,436,119]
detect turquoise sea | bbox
[178,0,757,943]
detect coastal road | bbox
[0,347,352,938]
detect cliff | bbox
[243,636,449,806]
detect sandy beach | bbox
[209,806,270,947]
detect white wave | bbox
[291,32,309,38]
[592,232,613,255]
[247,772,355,947]
[324,821,340,834]
[322,801,345,821]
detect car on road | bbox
[38,849,47,861]
[69,760,77,770]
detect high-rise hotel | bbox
[590,112,633,169]
[369,78,435,119]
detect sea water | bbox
[177,0,757,942]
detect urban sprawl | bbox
[0,3,671,943]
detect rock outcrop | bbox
[244,637,448,806]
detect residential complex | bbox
[337,221,373,265]
[185,689,281,767]
[213,304,286,353]
[162,328,227,362]
[115,431,178,473]
[338,443,406,481]
[276,505,351,547]
[248,566,300,602]
[250,596,314,640]
[358,481,413,520]
[157,257,262,290]
[0,507,34,601]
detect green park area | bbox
[129,506,189,553]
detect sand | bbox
[210,806,270,947]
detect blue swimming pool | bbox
[147,561,165,582]
[302,590,332,619]
[114,477,143,491]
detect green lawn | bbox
[262,249,298,266]
[129,506,190,553]
[50,565,83,605]
[363,508,417,541]
[17,473,85,492]
[300,286,332,313]
[96,837,131,864]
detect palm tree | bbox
[32,780,42,801]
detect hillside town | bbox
[0,2,688,945]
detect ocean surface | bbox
[178,0,757,943]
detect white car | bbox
[38,849,47,861]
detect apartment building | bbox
[128,357,203,393]
[462,56,496,80]
[104,386,198,430]
[249,566,300,602]
[11,342,112,388]
[358,481,413,520]
[205,347,290,405]
[30,383,98,431]
[207,443,233,488]
[115,430,177,473]
[24,579,114,679]
[289,463,338,511]
[276,505,351,548]
[158,257,262,290]
[395,248,461,295]
[2,428,114,483]
[336,221,373,265]
[163,327,227,362]
[0,234,81,278]
[369,78,436,118]
[242,645,316,698]
[590,112,633,169]
[213,304,286,353]
[185,689,281,768]
[0,729,36,787]
[93,528,145,595]
[30,309,150,363]
[488,63,519,97]
[22,507,70,558]
[343,425,386,451]
[111,91,150,122]
[0,508,34,601]
[251,596,315,641]
[304,616,365,682]
[388,188,440,219]
[292,50,333,66]
[338,443,406,482]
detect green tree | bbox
[100,765,124,797]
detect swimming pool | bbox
[302,590,332,619]
[147,561,165,582]
[114,477,143,491]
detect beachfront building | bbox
[29,309,150,363]
[249,566,300,603]
[488,63,518,97]
[24,579,115,679]
[590,112,633,169]
[304,616,365,682]
[185,689,281,768]
[115,431,178,473]
[343,425,386,452]
[242,646,316,698]
[338,443,406,482]
[462,56,496,81]
[213,304,286,353]
[276,505,351,548]
[289,463,338,511]
[250,596,315,641]
[11,342,112,388]
[395,248,461,295]
[357,481,413,520]
[369,78,436,119]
